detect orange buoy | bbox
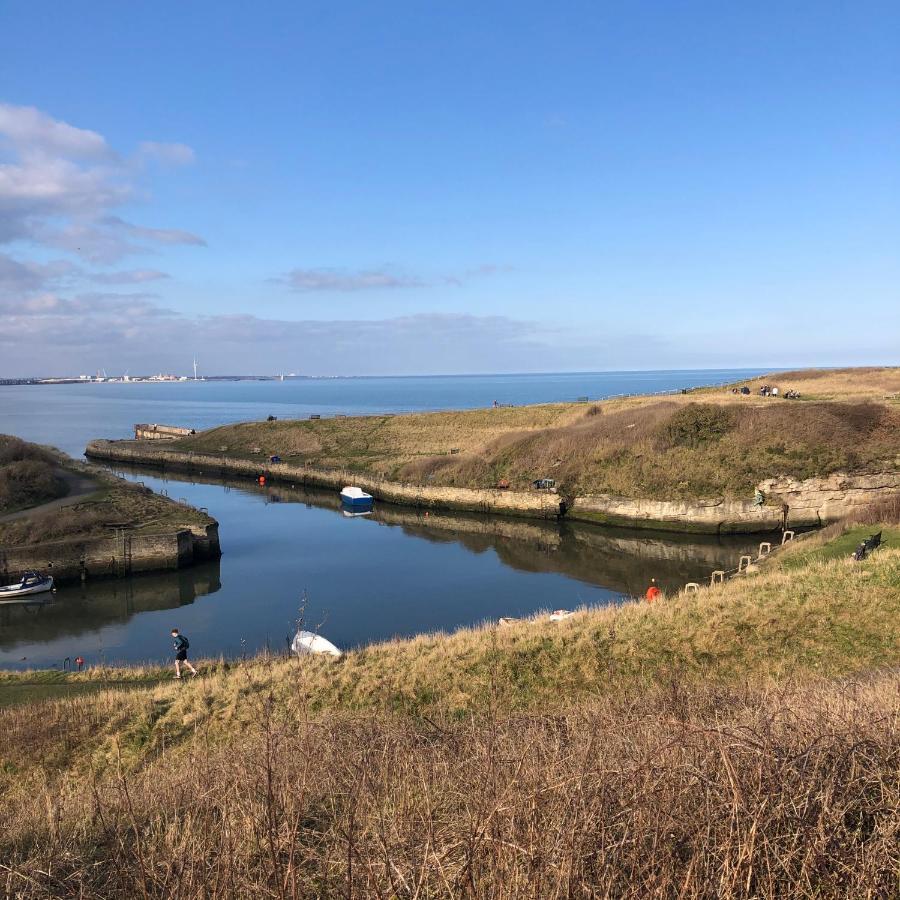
[258,475,266,486]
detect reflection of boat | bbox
[0,572,54,600]
[342,509,372,518]
[291,630,342,658]
[340,486,373,510]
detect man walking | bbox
[171,628,198,679]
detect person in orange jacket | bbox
[645,578,662,602]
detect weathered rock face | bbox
[758,472,900,523]
[572,472,900,533]
[569,496,784,533]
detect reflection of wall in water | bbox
[102,463,764,597]
[0,559,221,648]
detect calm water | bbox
[0,370,767,668]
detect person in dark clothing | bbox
[171,628,198,679]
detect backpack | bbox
[177,635,190,650]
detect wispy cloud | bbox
[276,268,425,293]
[274,263,509,293]
[0,102,204,262]
[135,141,196,167]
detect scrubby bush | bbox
[0,459,66,512]
[657,404,735,449]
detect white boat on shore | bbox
[291,630,342,658]
[0,572,54,600]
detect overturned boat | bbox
[291,630,342,658]
[0,572,54,600]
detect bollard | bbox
[684,582,700,593]
[738,555,753,573]
[711,570,725,585]
[782,530,795,544]
[758,541,772,558]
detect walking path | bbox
[0,468,99,524]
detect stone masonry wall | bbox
[87,439,900,534]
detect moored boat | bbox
[0,572,54,599]
[291,630,342,658]
[340,486,374,510]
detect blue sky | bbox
[0,1,897,376]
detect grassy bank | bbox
[172,367,900,499]
[0,436,69,513]
[0,441,216,548]
[0,518,898,895]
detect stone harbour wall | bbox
[85,440,900,535]
[0,524,221,584]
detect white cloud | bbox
[0,101,203,262]
[0,102,111,159]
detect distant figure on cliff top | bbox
[645,579,661,603]
[171,628,198,679]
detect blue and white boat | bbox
[340,485,374,510]
[0,572,54,600]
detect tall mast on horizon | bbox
[193,357,198,381]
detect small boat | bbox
[0,572,54,599]
[291,630,342,658]
[548,609,574,622]
[340,486,374,510]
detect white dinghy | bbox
[0,572,54,600]
[291,630,342,658]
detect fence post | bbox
[781,530,795,544]
[758,541,772,559]
[710,570,725,585]
[738,555,752,573]
[684,582,700,593]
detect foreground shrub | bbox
[0,675,896,898]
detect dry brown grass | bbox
[168,368,900,500]
[722,367,900,400]
[0,674,896,898]
[0,473,215,546]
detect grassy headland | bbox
[172,367,900,500]
[0,510,897,896]
[0,436,215,549]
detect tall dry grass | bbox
[0,674,896,898]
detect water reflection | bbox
[108,462,760,596]
[0,561,221,650]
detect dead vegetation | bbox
[170,368,900,500]
[0,435,67,513]
[0,672,896,898]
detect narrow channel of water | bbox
[0,464,765,669]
